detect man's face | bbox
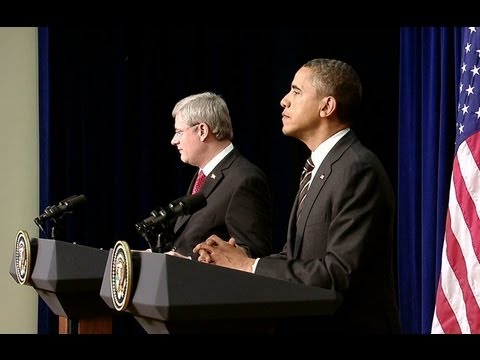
[280,66,322,140]
[171,113,201,166]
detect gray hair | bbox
[172,92,234,140]
[303,58,362,124]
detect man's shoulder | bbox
[231,154,266,175]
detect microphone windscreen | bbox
[180,193,207,215]
[63,194,87,208]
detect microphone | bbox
[135,193,207,236]
[34,194,87,226]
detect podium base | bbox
[58,315,112,334]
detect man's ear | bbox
[198,123,209,141]
[319,96,336,118]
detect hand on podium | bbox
[165,250,192,260]
[194,236,255,273]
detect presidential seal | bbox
[110,240,133,312]
[14,230,31,285]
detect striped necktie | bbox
[297,157,314,218]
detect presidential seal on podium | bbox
[14,230,32,285]
[110,240,133,312]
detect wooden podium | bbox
[9,237,114,334]
[100,249,342,334]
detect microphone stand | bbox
[154,229,175,253]
[141,226,175,253]
[50,218,64,240]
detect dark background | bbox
[44,27,399,253]
[40,27,400,333]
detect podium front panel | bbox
[100,251,342,333]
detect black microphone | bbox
[34,194,87,226]
[135,193,207,236]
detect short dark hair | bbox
[303,58,362,124]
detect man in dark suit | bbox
[168,92,272,260]
[194,59,401,334]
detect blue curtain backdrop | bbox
[37,26,58,334]
[36,27,401,334]
[397,27,462,334]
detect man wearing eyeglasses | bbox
[168,92,272,260]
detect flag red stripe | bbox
[444,191,480,332]
[454,148,480,265]
[434,266,462,333]
[433,27,480,334]
[464,135,480,261]
[443,210,468,332]
[466,132,480,170]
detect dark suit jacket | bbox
[173,148,272,259]
[256,130,401,334]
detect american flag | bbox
[431,27,480,334]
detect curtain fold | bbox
[397,27,462,334]
[37,26,59,335]
[37,27,399,334]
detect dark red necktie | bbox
[192,170,207,194]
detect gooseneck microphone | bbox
[34,194,87,235]
[135,193,207,236]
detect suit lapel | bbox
[174,149,240,232]
[202,148,239,197]
[293,131,358,257]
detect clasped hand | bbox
[193,235,254,272]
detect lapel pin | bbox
[320,174,325,180]
[211,174,216,179]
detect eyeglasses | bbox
[173,124,200,139]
